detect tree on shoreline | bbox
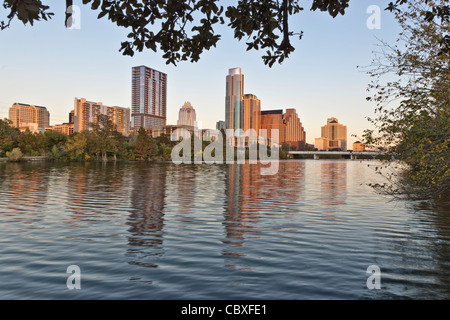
[362,0,449,200]
[0,118,20,157]
[134,127,157,160]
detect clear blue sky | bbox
[0,0,400,145]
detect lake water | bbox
[0,160,449,299]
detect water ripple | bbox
[0,161,449,299]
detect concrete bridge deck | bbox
[288,151,385,160]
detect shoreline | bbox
[0,157,383,164]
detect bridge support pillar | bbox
[314,154,320,160]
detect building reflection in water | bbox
[170,164,196,218]
[222,161,305,269]
[66,163,89,220]
[319,161,347,218]
[126,163,167,269]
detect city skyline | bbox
[2,69,352,151]
[0,1,401,145]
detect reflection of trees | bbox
[222,161,305,269]
[1,162,49,224]
[65,162,126,221]
[126,163,167,269]
[373,200,450,299]
[430,202,450,299]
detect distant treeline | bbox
[0,118,291,162]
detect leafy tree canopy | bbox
[3,0,351,66]
[363,0,449,200]
[5,1,446,65]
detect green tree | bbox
[0,118,20,157]
[109,129,127,161]
[87,115,125,161]
[44,130,68,153]
[363,0,449,200]
[134,127,157,160]
[6,147,23,161]
[17,129,46,156]
[65,133,88,160]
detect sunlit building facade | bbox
[242,94,261,135]
[353,141,365,151]
[8,102,50,132]
[260,110,285,146]
[46,123,74,136]
[315,117,347,150]
[74,98,130,135]
[132,65,167,129]
[177,101,196,127]
[225,67,244,131]
[260,108,306,149]
[284,108,306,150]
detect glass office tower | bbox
[225,67,244,131]
[132,66,167,129]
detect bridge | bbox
[288,151,385,160]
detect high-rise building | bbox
[8,102,50,132]
[74,98,131,135]
[177,101,196,127]
[260,108,306,149]
[242,94,261,135]
[131,66,167,129]
[315,117,347,150]
[69,110,75,124]
[225,67,244,131]
[260,110,286,146]
[284,108,306,150]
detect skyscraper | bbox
[242,94,261,135]
[284,108,306,149]
[260,110,286,146]
[225,67,244,131]
[315,117,347,150]
[132,66,167,129]
[177,101,196,127]
[69,110,75,124]
[260,108,306,149]
[9,102,50,132]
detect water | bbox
[0,160,449,299]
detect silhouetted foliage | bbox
[1,0,352,66]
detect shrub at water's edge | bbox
[6,148,23,162]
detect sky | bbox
[0,0,401,145]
